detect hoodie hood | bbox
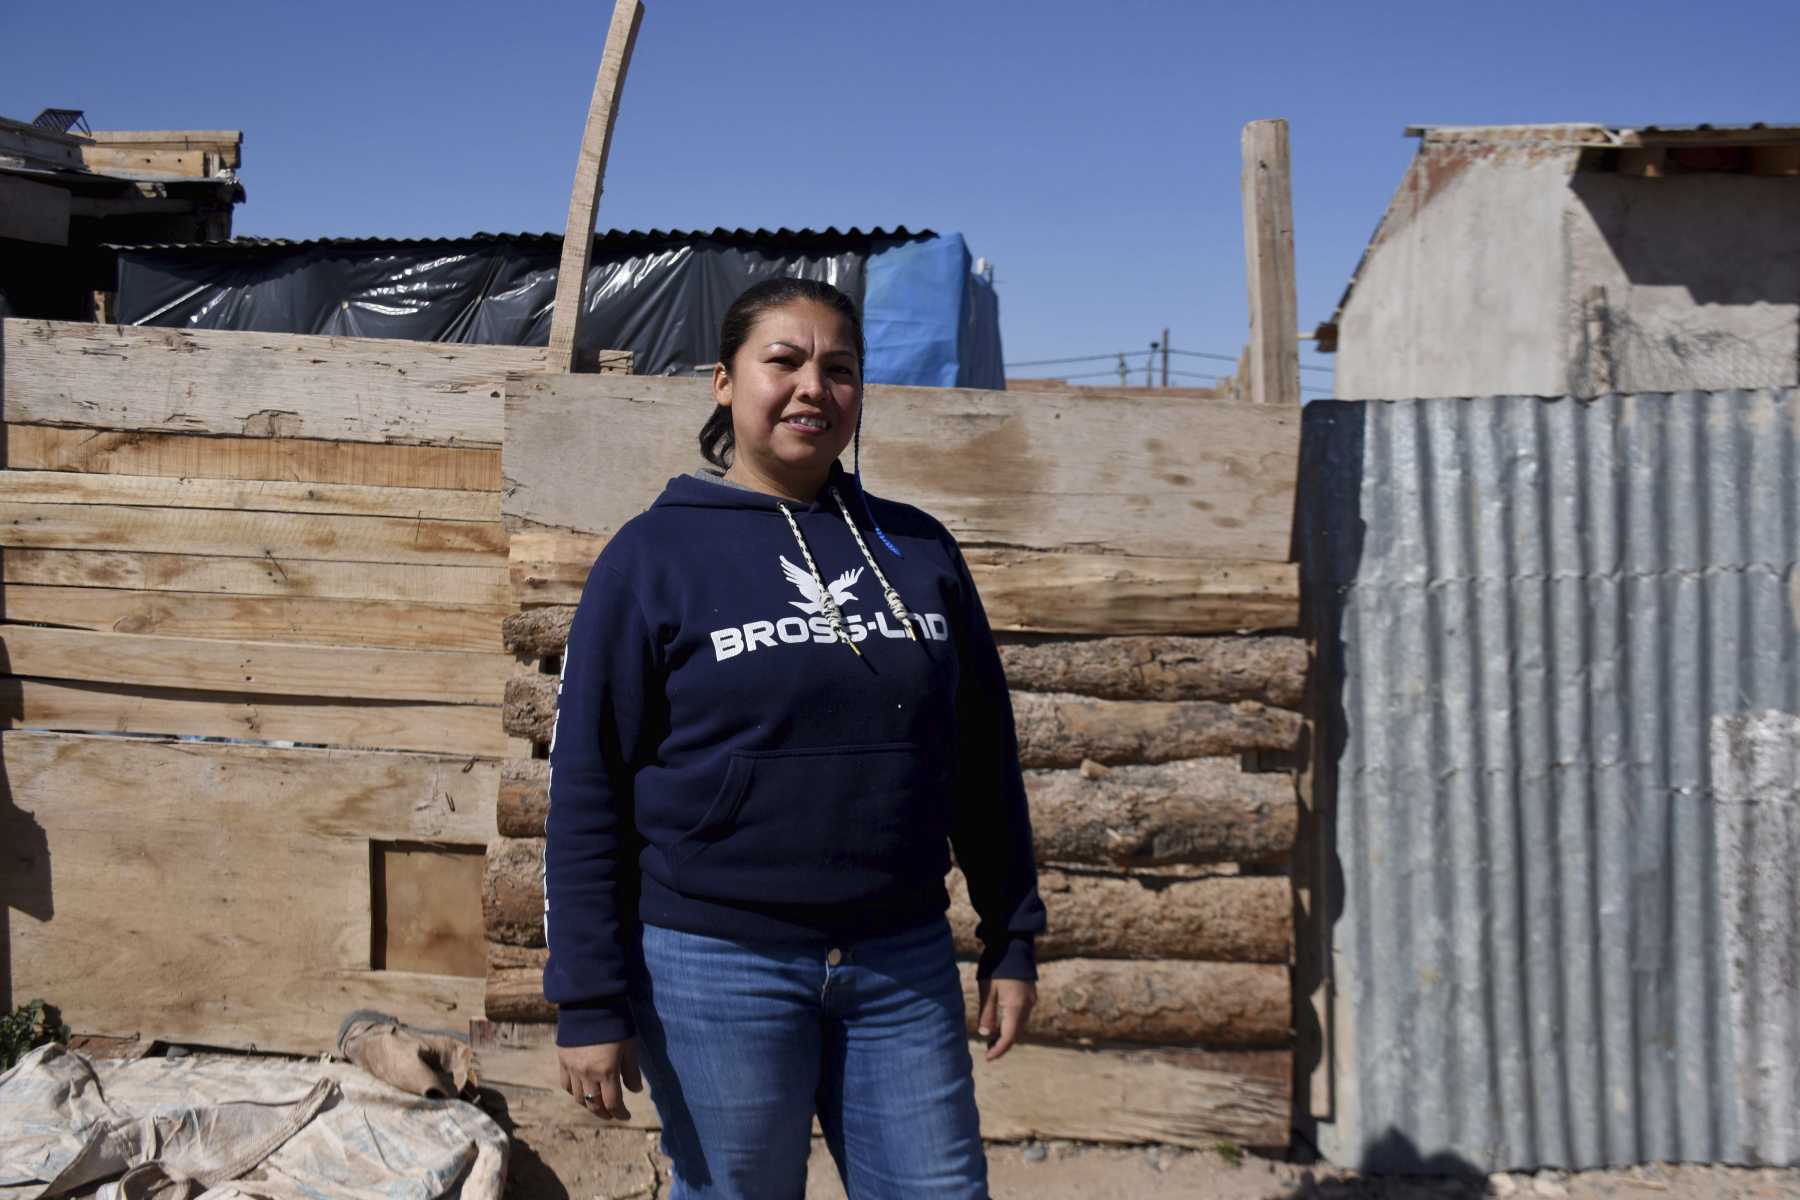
[652,460,857,513]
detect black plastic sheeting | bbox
[111,229,962,380]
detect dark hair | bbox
[700,277,865,469]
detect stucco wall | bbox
[1335,145,1800,400]
[1563,173,1800,394]
[1334,146,1574,400]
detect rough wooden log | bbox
[503,675,560,742]
[1010,693,1301,767]
[998,636,1306,707]
[486,943,555,1023]
[475,1019,1291,1147]
[503,618,1308,710]
[503,606,577,657]
[487,842,1289,963]
[502,675,1300,763]
[496,756,1292,863]
[947,869,1290,963]
[487,943,1288,1048]
[959,959,1289,1046]
[498,759,552,836]
[1029,758,1295,866]
[483,838,547,949]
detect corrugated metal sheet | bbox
[1299,390,1800,1172]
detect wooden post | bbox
[545,0,646,372]
[1241,119,1299,407]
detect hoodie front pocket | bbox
[669,742,949,905]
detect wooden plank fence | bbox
[482,371,1306,1148]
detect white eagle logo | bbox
[780,555,862,615]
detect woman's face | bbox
[714,299,861,498]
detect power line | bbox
[1007,345,1334,375]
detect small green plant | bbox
[1,999,71,1070]
[1214,1140,1245,1167]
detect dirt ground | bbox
[491,1092,1800,1200]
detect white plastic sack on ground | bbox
[0,1043,507,1199]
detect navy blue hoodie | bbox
[544,464,1047,1046]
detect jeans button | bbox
[826,947,843,966]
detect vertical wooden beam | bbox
[1241,119,1299,407]
[545,0,646,373]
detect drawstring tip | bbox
[846,639,864,657]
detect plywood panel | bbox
[2,731,493,1051]
[1,678,506,756]
[2,626,512,704]
[4,425,503,491]
[2,320,548,446]
[0,502,507,565]
[3,549,511,607]
[503,375,1299,562]
[375,843,488,977]
[0,469,498,522]
[3,585,506,652]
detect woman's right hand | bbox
[557,1039,643,1121]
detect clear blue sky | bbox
[4,0,1794,393]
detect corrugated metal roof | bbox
[1406,122,1800,145]
[1300,389,1800,1172]
[103,227,933,252]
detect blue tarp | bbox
[862,233,1004,390]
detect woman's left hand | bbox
[976,977,1036,1061]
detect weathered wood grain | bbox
[504,529,1299,634]
[503,375,1298,562]
[545,0,644,369]
[2,548,511,607]
[486,942,1287,1048]
[949,868,1291,963]
[3,424,503,490]
[1242,120,1300,408]
[505,613,1309,706]
[3,584,506,652]
[999,636,1307,706]
[3,731,492,1052]
[2,625,513,704]
[485,942,555,1022]
[504,674,561,742]
[508,528,608,607]
[502,673,1300,763]
[2,320,547,446]
[0,677,506,756]
[473,1023,1290,1148]
[0,468,498,521]
[959,959,1290,1046]
[1010,693,1301,767]
[485,841,1289,961]
[965,548,1298,635]
[1028,758,1296,867]
[493,756,1295,863]
[484,837,548,948]
[0,501,508,565]
[503,606,578,657]
[498,758,551,836]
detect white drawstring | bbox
[830,486,917,640]
[777,501,861,657]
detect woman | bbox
[544,277,1045,1199]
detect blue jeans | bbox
[629,918,987,1199]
